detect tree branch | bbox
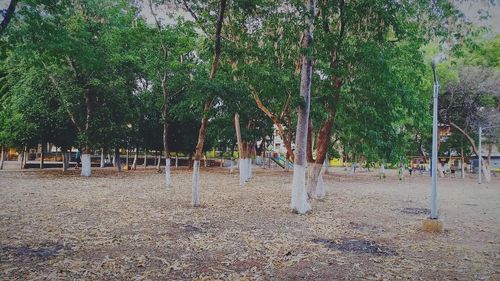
[0,0,18,35]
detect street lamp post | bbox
[430,61,439,219]
[422,59,444,233]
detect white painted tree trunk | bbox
[239,158,246,186]
[291,164,310,213]
[100,149,105,168]
[314,164,325,199]
[324,154,329,175]
[291,0,315,214]
[379,164,385,179]
[143,150,147,168]
[306,164,315,195]
[165,158,171,187]
[230,157,234,173]
[175,155,178,168]
[62,152,69,172]
[112,153,116,167]
[481,157,491,182]
[309,163,326,199]
[132,148,138,170]
[156,153,161,170]
[461,159,465,179]
[247,158,252,180]
[192,160,201,206]
[81,154,92,177]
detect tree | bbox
[440,66,499,182]
[182,0,227,207]
[0,0,18,35]
[291,0,316,214]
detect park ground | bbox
[0,166,498,280]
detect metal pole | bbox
[478,126,482,184]
[430,61,439,219]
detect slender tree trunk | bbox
[81,147,92,177]
[20,146,27,169]
[144,150,148,168]
[461,145,465,179]
[62,148,69,173]
[324,153,329,174]
[163,84,172,186]
[132,148,138,170]
[100,149,105,168]
[115,148,122,173]
[156,151,161,171]
[39,142,44,169]
[235,113,247,186]
[126,148,129,170]
[175,153,178,168]
[307,118,315,163]
[191,0,227,207]
[291,0,316,214]
[0,145,5,170]
[308,117,334,199]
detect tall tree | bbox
[183,0,227,207]
[291,0,316,214]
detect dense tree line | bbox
[0,0,497,212]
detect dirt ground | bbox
[0,165,498,280]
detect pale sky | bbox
[1,0,498,33]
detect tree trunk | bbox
[100,149,105,168]
[162,74,172,187]
[20,146,27,169]
[235,113,247,186]
[324,153,329,175]
[450,122,490,182]
[0,0,18,35]
[192,115,208,206]
[175,153,178,168]
[81,147,92,177]
[291,0,315,214]
[143,150,148,168]
[0,145,5,170]
[191,0,228,207]
[307,118,315,163]
[461,145,465,179]
[39,142,44,169]
[126,148,129,169]
[62,149,69,173]
[308,117,334,199]
[115,148,122,173]
[132,148,138,170]
[156,151,161,171]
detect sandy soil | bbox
[0,165,498,280]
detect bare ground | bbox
[0,166,498,280]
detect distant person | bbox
[451,164,456,177]
[75,149,81,169]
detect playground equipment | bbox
[271,155,294,169]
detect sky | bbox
[1,0,499,34]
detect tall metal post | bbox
[478,126,482,184]
[430,61,439,219]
